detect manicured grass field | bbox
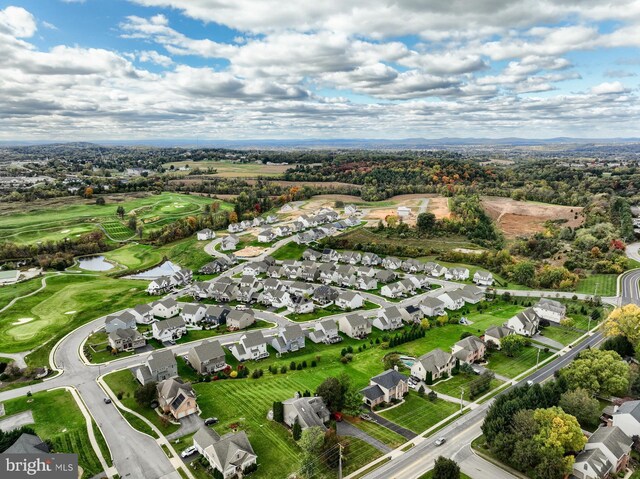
[431,373,504,402]
[3,389,105,478]
[286,301,380,322]
[102,243,165,271]
[538,325,584,345]
[347,417,406,448]
[270,242,308,260]
[485,347,552,378]
[103,370,180,435]
[379,392,459,434]
[0,276,46,310]
[575,273,618,296]
[0,274,151,366]
[0,192,230,244]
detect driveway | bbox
[336,421,391,454]
[366,410,417,440]
[533,333,564,350]
[166,414,205,441]
[0,410,34,432]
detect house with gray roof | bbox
[104,311,137,333]
[420,297,445,317]
[272,325,305,354]
[181,303,207,325]
[282,396,330,430]
[308,319,342,344]
[373,306,404,331]
[193,427,257,479]
[361,369,409,408]
[444,267,470,281]
[188,340,226,375]
[338,313,371,339]
[226,310,255,330]
[411,348,456,382]
[134,349,177,385]
[460,284,485,304]
[302,249,322,261]
[572,448,612,479]
[484,326,514,349]
[451,335,486,364]
[4,433,50,454]
[336,290,364,310]
[584,426,632,474]
[157,377,198,420]
[220,234,239,251]
[473,270,494,286]
[108,328,146,352]
[229,331,269,361]
[361,252,382,266]
[533,298,566,323]
[151,298,180,319]
[131,303,154,324]
[152,316,187,343]
[612,400,640,438]
[313,285,339,305]
[375,269,397,283]
[382,256,402,270]
[506,308,540,337]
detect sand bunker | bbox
[12,318,34,325]
[235,246,266,257]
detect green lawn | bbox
[419,470,471,479]
[379,392,459,434]
[538,325,584,346]
[2,389,105,478]
[85,331,138,363]
[575,274,618,296]
[102,243,165,272]
[286,301,380,322]
[0,274,150,365]
[431,373,504,402]
[270,242,308,260]
[485,347,552,378]
[347,417,406,448]
[102,369,180,435]
[0,276,46,310]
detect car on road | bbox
[526,380,534,386]
[103,397,111,404]
[204,417,218,426]
[434,437,446,446]
[235,304,247,311]
[360,414,372,421]
[180,446,197,458]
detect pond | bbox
[78,255,114,272]
[128,261,181,280]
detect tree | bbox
[601,335,635,358]
[433,456,460,479]
[272,401,284,423]
[292,420,302,441]
[383,353,401,370]
[128,216,137,231]
[299,426,325,477]
[532,406,586,455]
[84,186,93,199]
[558,388,600,427]
[510,260,536,287]
[416,212,436,234]
[228,211,238,223]
[500,334,527,357]
[116,206,126,219]
[561,349,629,396]
[342,387,363,416]
[95,197,105,205]
[425,371,433,385]
[316,377,343,411]
[602,304,640,348]
[134,382,158,407]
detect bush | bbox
[280,366,287,374]
[311,360,317,367]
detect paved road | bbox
[359,332,604,479]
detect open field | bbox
[481,196,584,238]
[270,242,308,260]
[431,373,505,401]
[379,392,459,434]
[0,192,229,244]
[286,301,379,322]
[575,273,618,296]
[485,347,553,378]
[3,389,106,478]
[427,197,451,219]
[163,160,294,177]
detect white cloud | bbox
[590,81,628,95]
[0,6,37,38]
[137,50,173,67]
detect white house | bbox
[152,316,187,342]
[372,307,404,331]
[506,308,540,336]
[272,325,306,354]
[197,229,216,241]
[445,267,470,281]
[533,299,566,323]
[257,229,276,243]
[336,291,364,310]
[151,299,180,319]
[181,303,207,326]
[338,314,371,339]
[411,348,456,381]
[572,448,612,479]
[397,206,411,217]
[420,297,446,317]
[229,331,269,361]
[612,400,640,438]
[473,270,494,286]
[220,235,239,251]
[380,281,405,298]
[193,427,257,479]
[438,290,466,310]
[308,319,342,344]
[583,427,632,475]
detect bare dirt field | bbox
[427,197,451,219]
[481,196,584,238]
[234,246,266,257]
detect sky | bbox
[0,0,639,141]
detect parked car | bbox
[204,417,218,426]
[434,437,446,446]
[331,412,343,422]
[360,414,372,421]
[235,304,247,311]
[180,446,197,458]
[103,397,111,404]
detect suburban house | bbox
[484,326,515,349]
[188,340,227,375]
[506,308,540,336]
[266,214,278,223]
[312,285,339,305]
[444,267,470,281]
[226,310,255,330]
[411,348,456,382]
[584,426,632,474]
[228,223,243,233]
[151,298,180,319]
[438,290,466,310]
[272,325,306,354]
[473,270,494,286]
[221,235,239,251]
[193,427,257,479]
[302,249,322,261]
[612,400,640,438]
[146,276,172,295]
[333,265,357,287]
[131,304,154,324]
[4,433,50,454]
[203,305,230,325]
[308,319,342,344]
[460,284,485,304]
[572,448,612,479]
[152,316,187,343]
[157,377,198,420]
[420,297,446,317]
[336,291,364,310]
[360,369,409,408]
[338,313,372,339]
[210,281,237,302]
[533,298,567,323]
[318,263,337,283]
[451,336,486,364]
[289,281,314,297]
[229,331,269,361]
[108,328,146,352]
[104,311,137,333]
[401,259,423,273]
[376,269,397,283]
[288,295,315,314]
[197,229,215,241]
[362,252,382,266]
[199,257,232,274]
[404,304,424,323]
[345,204,358,216]
[258,229,276,243]
[181,303,207,325]
[372,306,404,331]
[282,396,331,429]
[134,349,177,385]
[382,256,402,270]
[397,206,411,217]
[380,281,406,298]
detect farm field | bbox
[0,274,150,365]
[0,192,229,244]
[481,196,584,238]
[378,392,459,434]
[163,160,293,177]
[2,388,106,478]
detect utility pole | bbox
[536,348,540,369]
[338,443,343,479]
[460,386,464,413]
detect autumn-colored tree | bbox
[532,406,586,455]
[84,186,93,198]
[211,201,220,213]
[602,304,640,347]
[228,211,238,223]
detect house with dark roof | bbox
[312,285,339,305]
[108,328,146,352]
[134,349,177,385]
[188,340,226,375]
[360,369,409,408]
[484,326,514,349]
[193,427,257,478]
[282,396,330,429]
[157,377,198,420]
[451,336,486,364]
[375,269,397,284]
[4,433,50,454]
[612,400,640,439]
[229,331,269,361]
[584,426,632,474]
[411,348,456,382]
[572,448,612,479]
[272,325,305,354]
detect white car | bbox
[180,446,197,458]
[434,437,446,446]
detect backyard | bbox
[378,392,460,434]
[286,301,380,322]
